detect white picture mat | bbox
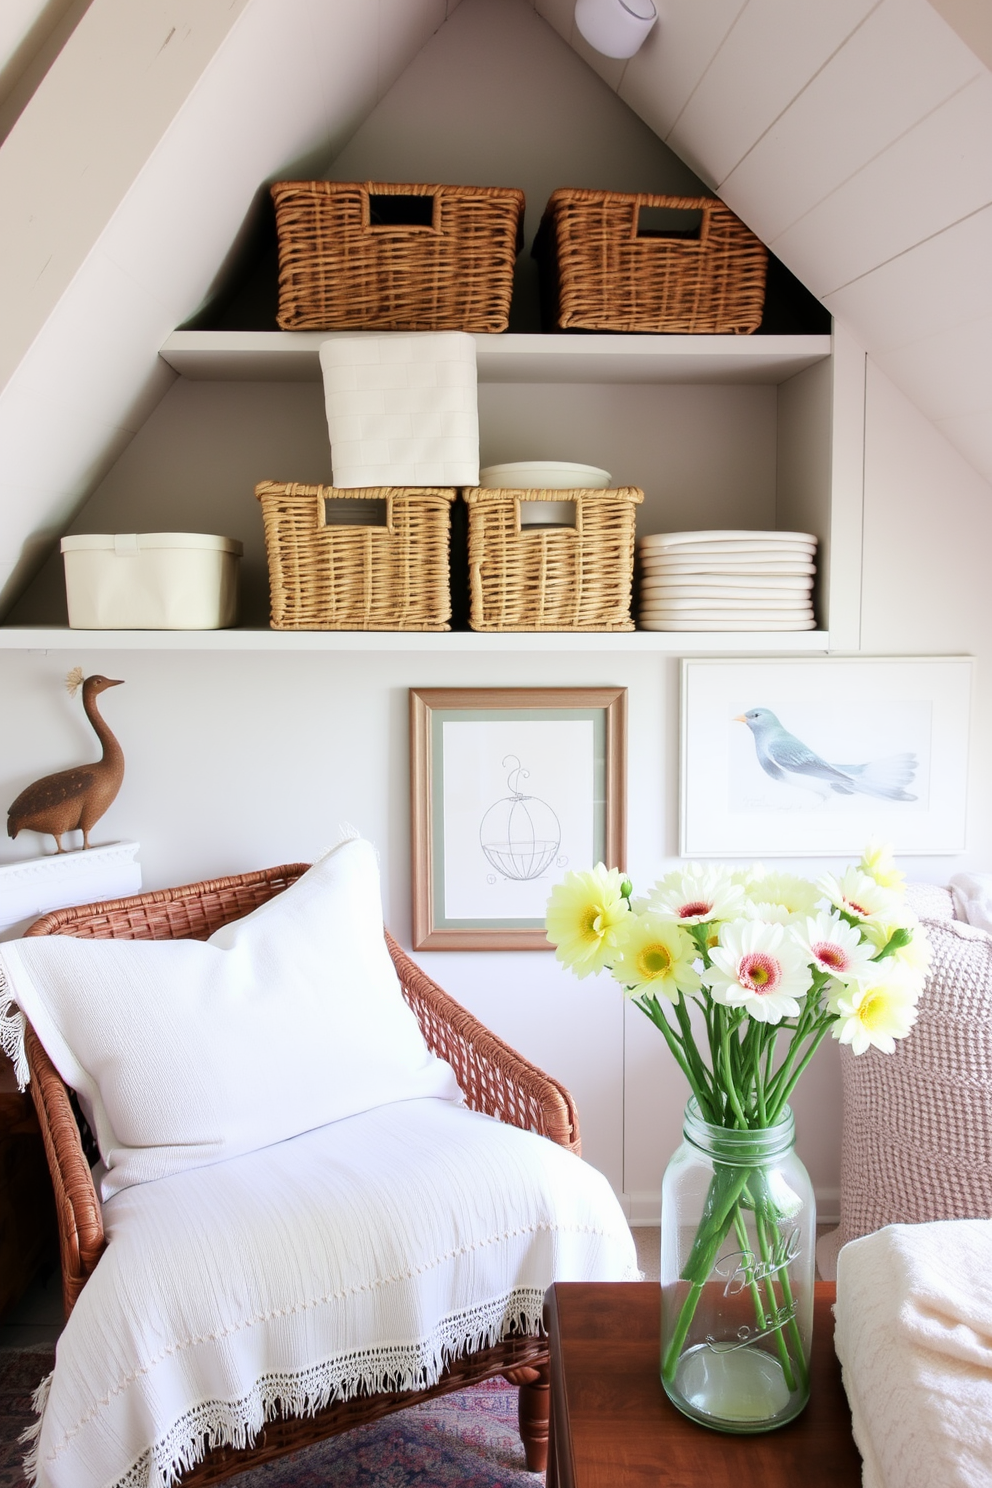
[680,658,972,856]
[441,719,595,921]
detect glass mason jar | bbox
[660,1099,815,1433]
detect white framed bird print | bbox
[680,657,972,856]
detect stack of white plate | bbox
[637,530,817,631]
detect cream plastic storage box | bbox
[61,533,243,629]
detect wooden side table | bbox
[545,1281,862,1488]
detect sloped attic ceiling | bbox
[0,0,989,620]
[539,0,992,488]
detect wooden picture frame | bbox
[410,687,626,950]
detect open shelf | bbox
[159,331,832,386]
[0,626,830,653]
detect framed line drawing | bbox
[681,657,972,858]
[410,687,626,950]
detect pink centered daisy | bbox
[702,919,813,1024]
[793,911,878,985]
[647,864,746,927]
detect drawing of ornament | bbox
[479,755,561,882]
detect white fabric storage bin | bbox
[61,533,243,629]
[320,331,479,488]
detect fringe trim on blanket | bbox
[20,1369,53,1482]
[0,965,30,1088]
[30,1288,547,1488]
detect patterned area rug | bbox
[0,1348,541,1487]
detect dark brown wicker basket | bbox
[256,480,455,631]
[535,188,768,334]
[271,180,525,332]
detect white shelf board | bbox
[159,331,832,386]
[0,627,830,654]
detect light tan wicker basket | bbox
[271,180,525,332]
[463,486,642,632]
[256,481,455,631]
[535,188,767,334]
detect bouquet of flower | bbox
[545,842,930,1417]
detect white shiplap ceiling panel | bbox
[618,0,748,144]
[769,72,992,296]
[719,0,983,244]
[823,202,992,347]
[666,0,880,188]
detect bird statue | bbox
[736,707,917,802]
[7,668,126,853]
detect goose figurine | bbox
[7,667,125,853]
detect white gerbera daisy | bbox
[828,964,920,1054]
[647,863,746,927]
[743,871,821,920]
[702,919,814,1024]
[817,867,902,926]
[793,910,878,984]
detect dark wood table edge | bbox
[544,1280,861,1488]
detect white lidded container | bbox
[61,533,243,629]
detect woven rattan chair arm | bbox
[23,1022,104,1319]
[386,932,581,1155]
[22,863,312,942]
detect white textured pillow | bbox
[0,839,461,1199]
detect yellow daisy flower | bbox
[546,865,630,978]
[859,839,906,891]
[828,964,920,1054]
[610,916,701,1002]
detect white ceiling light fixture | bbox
[574,0,658,59]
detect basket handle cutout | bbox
[367,192,436,230]
[321,496,393,533]
[518,499,578,534]
[635,204,704,241]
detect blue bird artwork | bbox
[735,707,918,803]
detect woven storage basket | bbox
[463,486,642,632]
[535,189,767,334]
[256,481,455,631]
[271,180,525,332]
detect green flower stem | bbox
[674,996,716,1111]
[733,1207,768,1330]
[720,1025,749,1129]
[662,1165,751,1380]
[767,1020,835,1123]
[636,993,699,1101]
[752,1177,810,1395]
[682,1165,753,1279]
[662,1280,706,1382]
[751,1202,798,1393]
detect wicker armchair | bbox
[22,863,581,1482]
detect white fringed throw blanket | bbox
[26,1096,638,1488]
[835,1220,992,1488]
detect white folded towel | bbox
[320,332,479,488]
[949,873,992,934]
[835,1220,992,1488]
